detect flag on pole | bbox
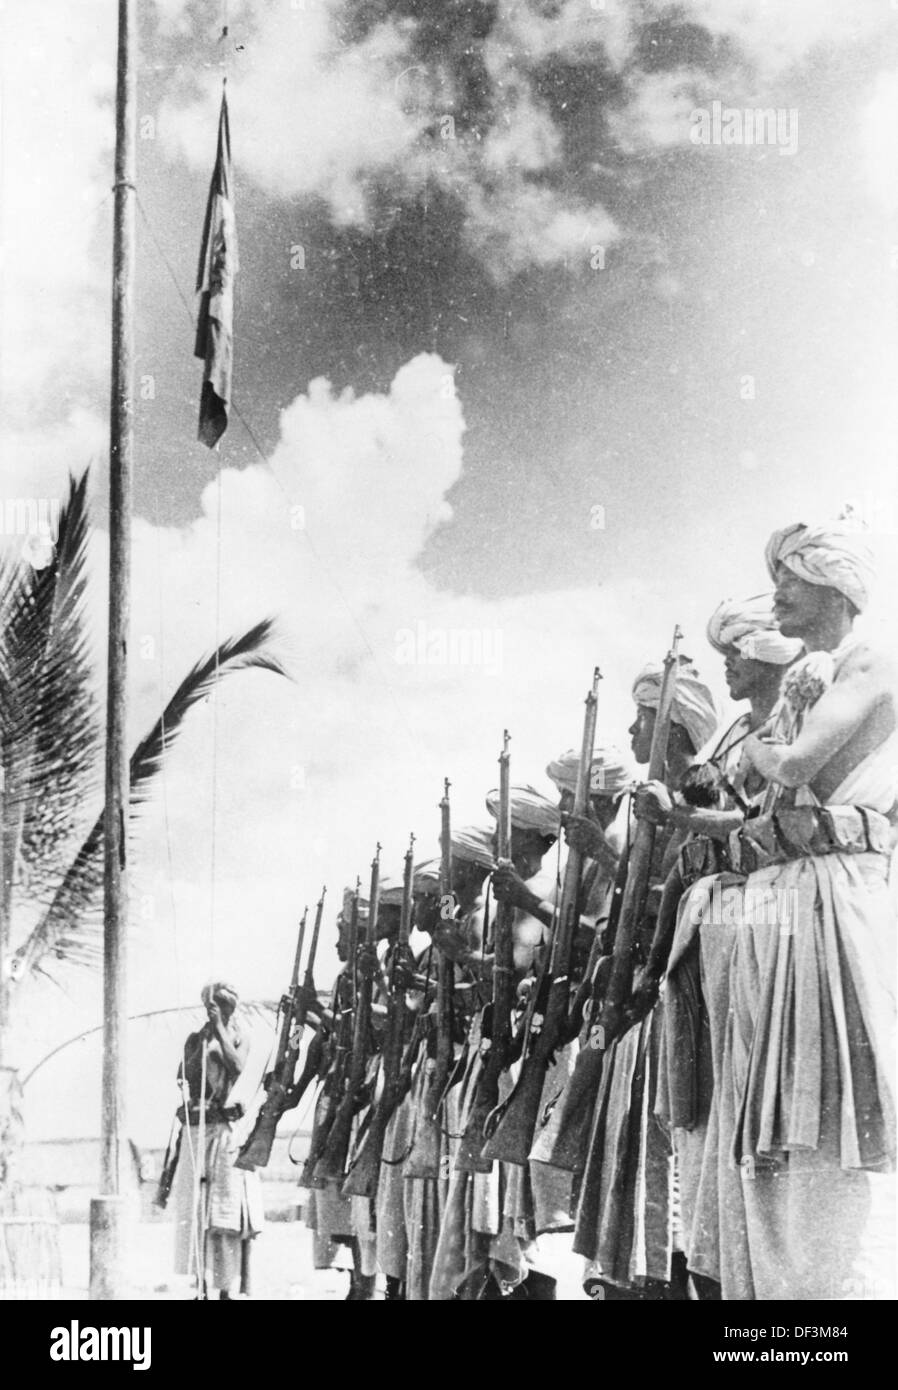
[195,90,238,449]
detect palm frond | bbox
[130,618,288,809]
[21,1000,283,1086]
[13,619,289,985]
[0,473,102,923]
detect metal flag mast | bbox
[89,0,136,1301]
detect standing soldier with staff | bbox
[169,982,263,1300]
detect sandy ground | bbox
[42,1217,589,1300]
[54,1218,352,1301]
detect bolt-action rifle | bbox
[299,883,360,1187]
[481,669,601,1165]
[342,834,416,1199]
[455,730,516,1172]
[236,890,326,1170]
[313,846,382,1184]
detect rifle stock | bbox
[433,780,454,1104]
[482,670,601,1166]
[593,627,681,1050]
[154,1117,182,1209]
[404,780,454,1180]
[301,884,359,1187]
[237,896,323,1171]
[342,835,415,1200]
[314,849,381,1185]
[400,1034,441,1179]
[238,1024,325,1172]
[545,844,630,1173]
[456,731,515,1173]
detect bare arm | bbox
[669,805,745,840]
[207,1004,247,1079]
[745,645,893,789]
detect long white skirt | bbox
[171,1121,264,1291]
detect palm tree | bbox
[0,471,288,1192]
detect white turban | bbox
[378,878,404,907]
[341,885,367,923]
[201,981,239,1010]
[632,659,718,754]
[451,825,496,869]
[413,859,441,895]
[545,745,635,798]
[765,522,874,613]
[485,784,560,838]
[706,593,802,665]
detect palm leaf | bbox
[13,620,289,985]
[0,474,101,908]
[21,1001,283,1086]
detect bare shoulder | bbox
[837,639,898,693]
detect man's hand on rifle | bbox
[627,963,661,1024]
[392,947,416,993]
[431,920,470,964]
[357,942,379,980]
[633,780,674,826]
[491,862,542,916]
[562,813,605,859]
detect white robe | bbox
[718,719,897,1300]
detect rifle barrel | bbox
[595,627,682,1048]
[482,671,600,1165]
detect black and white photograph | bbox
[1,0,896,1333]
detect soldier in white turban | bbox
[486,786,560,961]
[573,654,719,1301]
[635,596,800,1299]
[170,983,263,1299]
[630,657,719,771]
[765,520,874,618]
[715,523,897,1300]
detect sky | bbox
[1,0,897,1126]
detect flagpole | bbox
[89,0,137,1301]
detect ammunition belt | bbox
[677,835,732,888]
[729,804,892,874]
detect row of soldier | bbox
[165,520,896,1301]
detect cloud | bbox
[155,0,897,279]
[0,2,113,422]
[859,69,898,214]
[686,0,892,75]
[157,0,621,277]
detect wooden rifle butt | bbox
[340,1108,389,1200]
[311,1099,354,1185]
[340,1147,380,1200]
[480,1060,547,1166]
[544,1018,615,1171]
[402,1073,442,1180]
[298,1087,336,1186]
[234,1115,275,1172]
[454,1089,497,1174]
